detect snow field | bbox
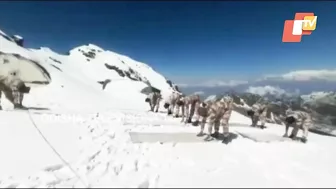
[2,109,336,188]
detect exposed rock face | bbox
[12,35,24,47]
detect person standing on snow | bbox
[145,91,162,112]
[247,101,268,129]
[283,107,312,143]
[0,70,30,110]
[196,96,234,144]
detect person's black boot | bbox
[289,134,299,141]
[187,118,192,123]
[192,120,200,126]
[211,132,219,138]
[289,134,295,139]
[167,110,172,115]
[260,125,266,129]
[222,135,232,144]
[204,135,214,141]
[301,137,307,143]
[14,104,28,110]
[196,132,205,137]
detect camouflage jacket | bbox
[147,92,161,102]
[251,103,267,112]
[181,94,200,105]
[166,91,182,104]
[0,74,23,89]
[198,97,233,117]
[286,109,312,126]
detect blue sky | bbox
[0,1,335,86]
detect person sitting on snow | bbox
[0,70,30,110]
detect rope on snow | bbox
[26,110,89,188]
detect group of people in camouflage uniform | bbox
[146,91,238,144]
[145,90,313,144]
[246,100,311,143]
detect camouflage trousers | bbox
[0,84,24,106]
[194,106,207,126]
[197,108,232,137]
[181,102,198,123]
[172,104,182,117]
[149,99,160,112]
[167,100,183,117]
[284,118,311,139]
[209,110,231,136]
[251,109,267,127]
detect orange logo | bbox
[282,13,317,42]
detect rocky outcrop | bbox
[11,35,24,47]
[98,79,111,90]
[104,63,140,81]
[0,31,24,47]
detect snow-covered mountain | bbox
[1,28,336,188]
[0,29,179,112]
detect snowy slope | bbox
[1,29,336,188]
[0,29,176,112]
[2,109,336,188]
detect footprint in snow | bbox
[44,164,64,172]
[113,164,123,176]
[89,150,101,160]
[46,179,62,187]
[108,133,115,139]
[134,160,139,172]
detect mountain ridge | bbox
[0,28,179,112]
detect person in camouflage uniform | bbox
[145,91,162,112]
[0,70,30,110]
[192,101,211,127]
[180,94,201,123]
[192,95,223,127]
[247,101,268,129]
[283,107,312,143]
[163,91,183,117]
[196,96,234,144]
